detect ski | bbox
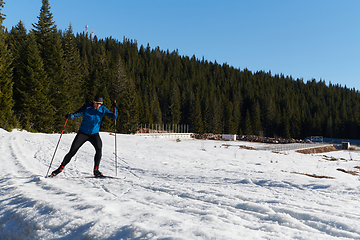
[87,175,125,179]
[45,175,58,179]
[42,175,125,179]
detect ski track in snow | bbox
[1,129,360,239]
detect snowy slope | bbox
[1,128,360,239]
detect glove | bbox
[112,101,118,108]
[65,113,71,119]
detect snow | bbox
[1,128,360,239]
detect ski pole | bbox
[114,100,117,176]
[45,113,69,177]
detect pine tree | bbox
[62,24,84,107]
[8,21,27,114]
[150,85,162,125]
[212,94,223,134]
[62,24,84,131]
[98,86,113,132]
[0,0,16,130]
[202,94,213,133]
[252,101,262,136]
[326,116,333,138]
[75,32,91,102]
[142,88,152,124]
[244,109,253,135]
[112,58,139,133]
[264,96,276,137]
[86,43,107,101]
[232,91,242,135]
[33,0,65,131]
[169,80,181,125]
[189,91,204,133]
[226,101,237,134]
[281,108,291,139]
[17,31,54,132]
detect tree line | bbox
[1,0,360,139]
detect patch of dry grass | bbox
[291,172,335,179]
[221,144,257,150]
[296,145,338,154]
[336,168,359,176]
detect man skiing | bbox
[50,95,118,177]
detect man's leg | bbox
[61,132,89,166]
[89,133,103,175]
[51,132,89,176]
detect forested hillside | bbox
[1,0,360,139]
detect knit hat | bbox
[94,95,103,103]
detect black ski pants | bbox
[61,131,102,170]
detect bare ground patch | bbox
[221,144,257,150]
[336,168,360,176]
[296,145,338,154]
[238,145,257,150]
[291,172,335,179]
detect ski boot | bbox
[49,165,64,177]
[94,168,104,178]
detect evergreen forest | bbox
[1,0,360,139]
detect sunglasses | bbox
[94,101,103,105]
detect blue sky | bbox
[2,0,360,91]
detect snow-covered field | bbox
[1,128,360,240]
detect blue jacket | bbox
[69,103,118,135]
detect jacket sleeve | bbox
[103,106,118,119]
[69,104,87,120]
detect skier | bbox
[50,95,118,177]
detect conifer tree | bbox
[98,86,113,132]
[150,85,162,125]
[225,101,236,134]
[281,108,291,139]
[189,91,204,133]
[232,92,242,135]
[75,32,91,101]
[326,116,333,138]
[62,24,84,106]
[86,43,107,101]
[244,109,253,135]
[202,95,213,133]
[0,0,16,130]
[142,88,152,124]
[252,101,262,136]
[8,21,27,114]
[33,0,65,131]
[212,94,223,134]
[168,80,181,125]
[264,96,276,137]
[17,31,54,132]
[111,58,139,133]
[62,24,84,131]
